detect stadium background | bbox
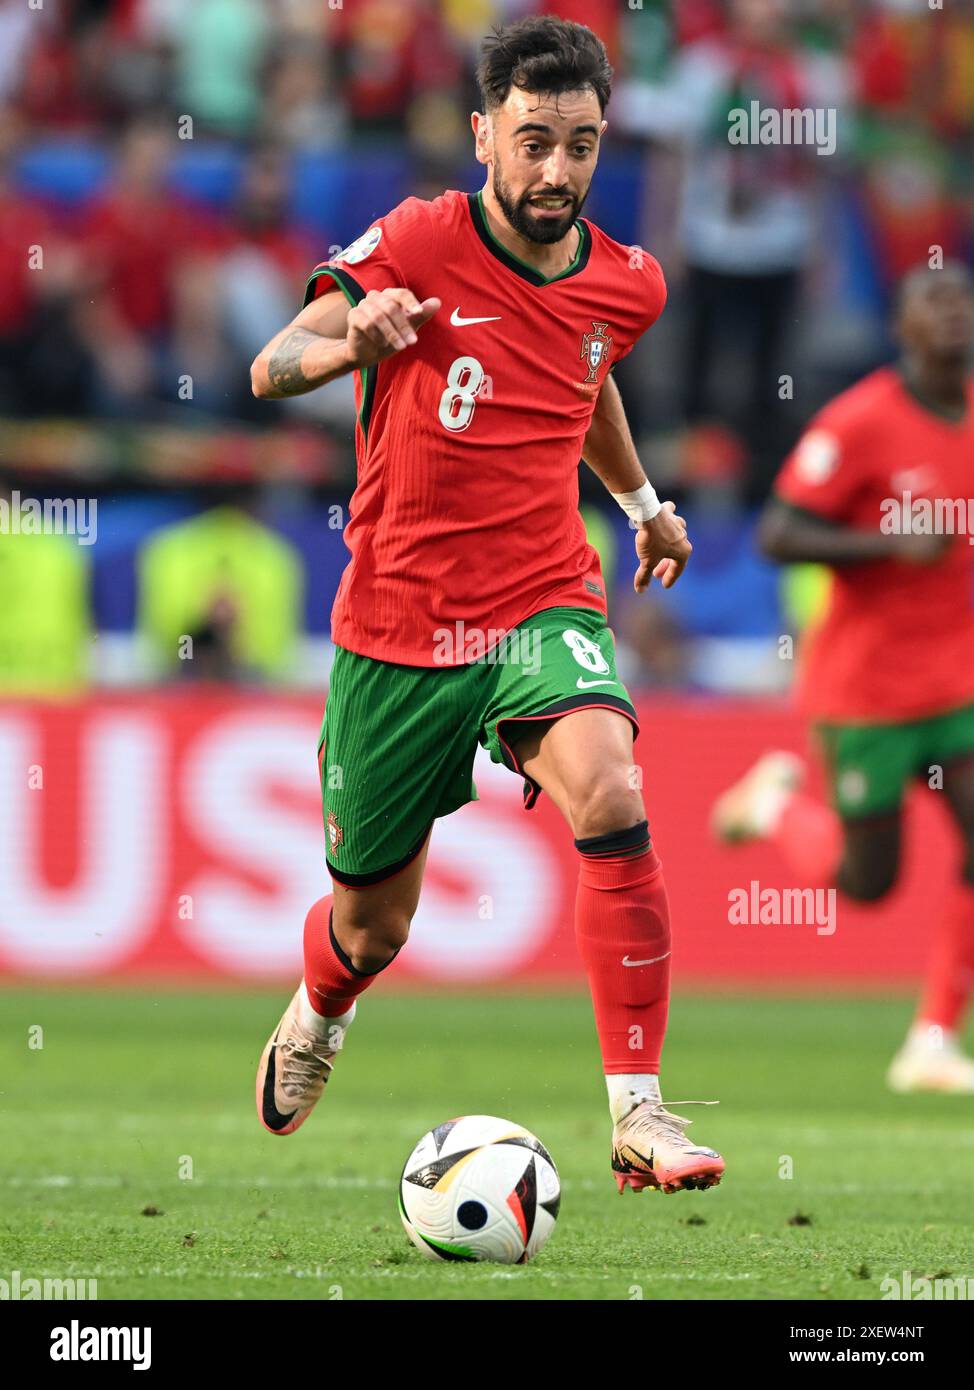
[2,0,973,990]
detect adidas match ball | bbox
[399,1115,561,1264]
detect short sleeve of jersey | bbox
[612,251,667,364]
[774,401,872,522]
[303,197,440,309]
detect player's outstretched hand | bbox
[633,500,692,592]
[895,531,951,565]
[346,288,441,368]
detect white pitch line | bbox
[3,1174,396,1190]
[25,1266,761,1285]
[2,1174,627,1192]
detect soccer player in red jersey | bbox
[714,262,974,1092]
[249,16,724,1196]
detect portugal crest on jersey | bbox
[580,321,613,384]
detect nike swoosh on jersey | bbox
[576,677,616,688]
[450,308,502,327]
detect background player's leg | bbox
[765,777,904,899]
[714,751,902,898]
[910,758,974,1068]
[770,788,843,887]
[834,814,902,902]
[759,790,901,899]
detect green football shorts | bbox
[316,605,638,884]
[815,700,974,820]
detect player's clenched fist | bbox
[346,288,441,367]
[633,500,692,592]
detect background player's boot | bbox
[887,1030,974,1094]
[711,751,804,842]
[256,989,356,1135]
[612,1100,724,1194]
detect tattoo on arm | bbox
[267,328,321,395]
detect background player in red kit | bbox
[249,16,724,1194]
[715,262,974,1093]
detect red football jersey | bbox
[775,367,974,721]
[304,189,667,665]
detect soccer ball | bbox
[398,1114,561,1264]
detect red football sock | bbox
[302,894,395,1017]
[917,881,974,1033]
[771,792,843,888]
[575,835,671,1075]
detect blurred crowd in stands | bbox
[1,0,972,692]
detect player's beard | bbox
[492,166,589,246]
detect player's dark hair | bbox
[895,260,974,316]
[477,16,612,115]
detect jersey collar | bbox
[467,191,591,287]
[896,366,970,426]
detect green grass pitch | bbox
[3,988,973,1301]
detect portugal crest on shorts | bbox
[580,321,613,384]
[327,811,344,851]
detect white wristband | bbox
[610,481,661,526]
